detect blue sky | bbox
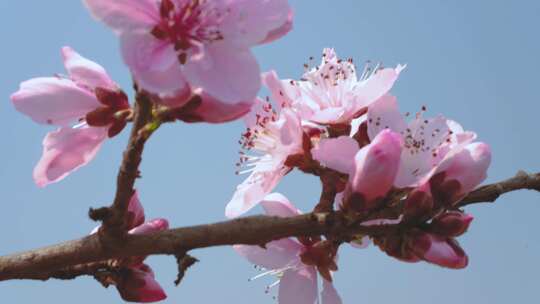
[0,1,539,303]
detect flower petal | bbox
[116,264,167,303]
[312,136,359,174]
[226,166,289,218]
[367,94,406,140]
[261,193,302,217]
[83,0,159,33]
[61,46,115,89]
[120,31,187,94]
[435,142,491,199]
[127,190,146,229]
[11,77,101,126]
[33,126,107,187]
[259,9,294,44]
[278,268,318,304]
[129,218,169,235]
[221,0,292,47]
[321,279,343,304]
[188,91,253,123]
[234,238,301,270]
[353,65,404,110]
[184,43,261,104]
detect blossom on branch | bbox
[11,47,130,187]
[234,193,342,304]
[83,0,293,122]
[92,191,169,303]
[264,48,404,125]
[226,97,304,218]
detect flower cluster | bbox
[9,1,493,303]
[229,49,491,303]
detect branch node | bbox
[89,207,112,222]
[174,253,199,286]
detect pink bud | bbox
[409,232,468,269]
[350,129,402,208]
[429,211,473,237]
[116,264,167,303]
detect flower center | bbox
[236,98,279,175]
[152,0,224,64]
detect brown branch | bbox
[457,171,540,207]
[0,171,539,282]
[100,91,154,235]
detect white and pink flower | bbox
[11,47,129,187]
[226,97,304,218]
[366,94,491,204]
[264,48,404,125]
[234,193,342,304]
[83,0,293,122]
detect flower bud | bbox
[429,211,473,237]
[409,232,468,269]
[403,185,433,222]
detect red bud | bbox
[429,211,473,237]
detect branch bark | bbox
[1,170,538,282]
[98,91,154,235]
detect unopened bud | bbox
[429,211,473,237]
[403,188,433,222]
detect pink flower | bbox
[92,191,169,303]
[312,129,402,210]
[234,193,342,304]
[11,47,129,187]
[83,0,293,111]
[367,94,491,198]
[264,49,404,125]
[226,98,304,218]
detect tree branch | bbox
[0,171,538,282]
[99,91,154,235]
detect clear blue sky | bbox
[1,1,539,303]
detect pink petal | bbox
[120,32,187,94]
[278,268,318,304]
[353,65,404,109]
[33,126,107,187]
[350,129,403,203]
[278,109,304,147]
[394,114,451,188]
[127,190,146,229]
[226,166,289,218]
[437,142,491,197]
[184,43,261,104]
[220,0,292,47]
[411,233,468,269]
[83,0,159,33]
[61,46,115,89]
[234,238,302,270]
[367,94,406,140]
[129,218,169,235]
[259,9,294,44]
[262,71,300,112]
[312,136,360,174]
[11,77,101,126]
[261,193,302,217]
[321,279,343,304]
[117,264,167,303]
[189,91,254,123]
